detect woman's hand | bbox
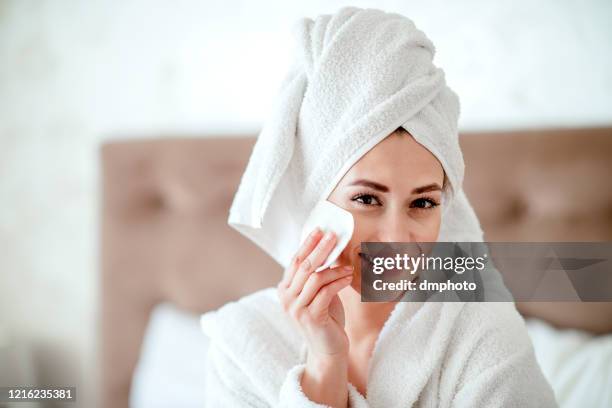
[277,227,354,407]
[277,227,354,359]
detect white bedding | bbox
[130,302,209,408]
[130,302,611,408]
[526,318,612,408]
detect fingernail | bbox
[343,265,354,271]
[310,227,321,237]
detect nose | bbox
[376,210,419,243]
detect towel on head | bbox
[228,6,487,270]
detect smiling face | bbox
[327,128,445,293]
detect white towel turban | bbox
[228,6,486,270]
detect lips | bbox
[359,243,425,262]
[358,250,397,264]
[358,251,397,270]
[358,249,421,274]
[358,252,375,265]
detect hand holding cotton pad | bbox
[299,200,354,272]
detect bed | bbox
[99,127,612,408]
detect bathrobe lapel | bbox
[365,301,466,407]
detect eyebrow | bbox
[348,179,442,194]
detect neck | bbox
[338,285,397,345]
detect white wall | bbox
[0,0,610,406]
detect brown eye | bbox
[352,193,381,206]
[411,197,439,209]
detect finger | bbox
[279,227,322,289]
[288,231,337,297]
[308,275,353,315]
[295,265,354,308]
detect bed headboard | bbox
[99,127,612,408]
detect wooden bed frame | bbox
[99,127,612,408]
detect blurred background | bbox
[1,0,611,407]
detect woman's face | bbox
[327,130,445,292]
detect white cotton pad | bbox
[299,200,354,272]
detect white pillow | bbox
[526,317,612,408]
[130,302,210,408]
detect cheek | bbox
[416,210,442,241]
[338,216,369,266]
[338,233,360,265]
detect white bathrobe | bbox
[200,288,558,407]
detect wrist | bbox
[307,351,348,371]
[304,351,348,387]
[301,351,348,407]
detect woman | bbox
[201,6,557,407]
[279,127,448,405]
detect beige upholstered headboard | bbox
[99,128,612,408]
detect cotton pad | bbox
[299,200,354,272]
